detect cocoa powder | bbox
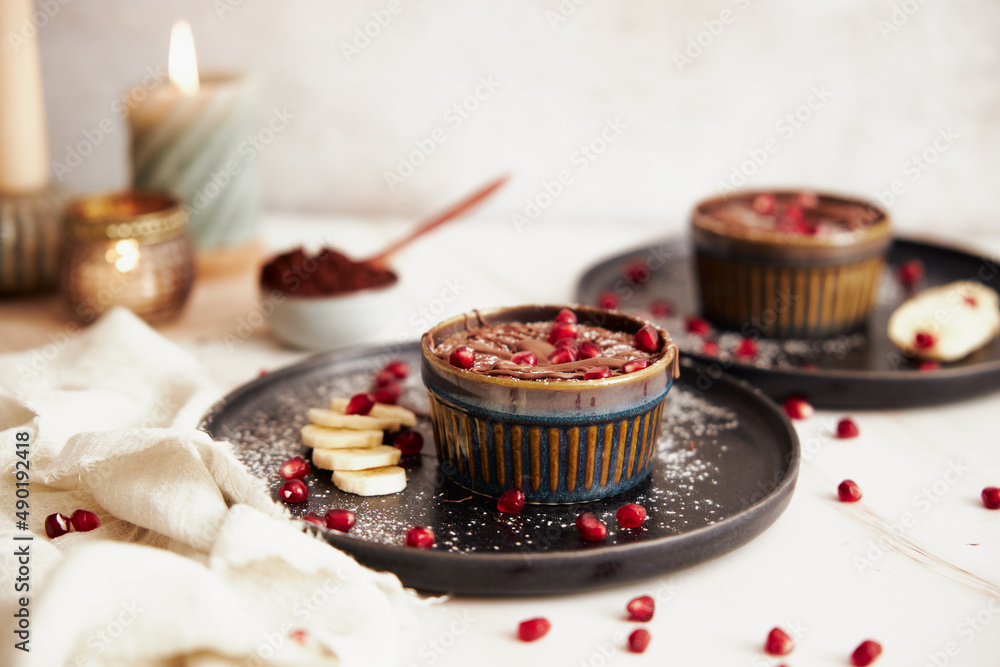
[260,247,396,297]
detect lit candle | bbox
[61,191,195,324]
[127,21,260,265]
[0,0,50,193]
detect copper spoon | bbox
[363,174,509,270]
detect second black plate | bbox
[576,237,1000,409]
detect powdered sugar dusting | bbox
[205,348,787,559]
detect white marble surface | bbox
[2,212,999,665]
[32,0,1000,235]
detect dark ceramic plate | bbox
[199,343,799,596]
[576,237,1000,409]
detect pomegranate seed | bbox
[625,261,651,285]
[838,479,863,502]
[836,417,860,439]
[914,332,935,350]
[982,487,1000,510]
[405,526,434,548]
[325,508,356,532]
[258,369,269,377]
[797,191,819,208]
[685,316,711,336]
[548,347,578,364]
[784,204,805,224]
[963,295,978,307]
[345,393,375,416]
[372,384,401,405]
[548,322,578,344]
[512,350,537,366]
[584,366,612,380]
[302,513,325,527]
[394,429,424,455]
[616,503,646,528]
[623,359,649,374]
[280,479,309,503]
[518,618,551,642]
[801,363,818,371]
[752,193,776,214]
[734,338,757,359]
[634,325,661,353]
[598,292,619,309]
[626,595,655,622]
[897,260,924,288]
[702,340,719,356]
[70,510,100,532]
[374,369,398,387]
[765,627,794,656]
[288,629,308,645]
[575,512,607,542]
[851,640,883,666]
[919,360,940,371]
[628,628,651,654]
[279,455,310,480]
[554,337,578,350]
[44,513,71,539]
[450,347,475,369]
[555,308,577,324]
[579,341,602,359]
[382,359,409,379]
[497,488,525,514]
[649,299,674,318]
[783,397,814,420]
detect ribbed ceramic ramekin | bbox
[691,191,891,339]
[421,305,678,504]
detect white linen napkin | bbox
[0,308,417,666]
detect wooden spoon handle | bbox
[364,174,509,268]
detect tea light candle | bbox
[60,191,195,324]
[128,22,260,261]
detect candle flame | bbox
[168,21,200,95]
[106,240,140,273]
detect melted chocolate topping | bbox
[705,193,882,237]
[427,312,679,380]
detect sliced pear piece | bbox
[888,281,1000,361]
[332,466,407,496]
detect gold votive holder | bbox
[60,191,195,324]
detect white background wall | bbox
[33,0,1000,235]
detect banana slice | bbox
[312,445,402,471]
[301,424,384,450]
[307,408,401,431]
[332,466,407,496]
[329,398,417,427]
[888,281,1000,361]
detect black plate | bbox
[200,343,799,596]
[576,237,1000,409]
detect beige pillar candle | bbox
[0,0,50,193]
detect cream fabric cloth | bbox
[0,309,416,666]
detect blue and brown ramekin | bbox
[691,191,891,339]
[420,305,678,504]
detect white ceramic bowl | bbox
[265,280,404,351]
